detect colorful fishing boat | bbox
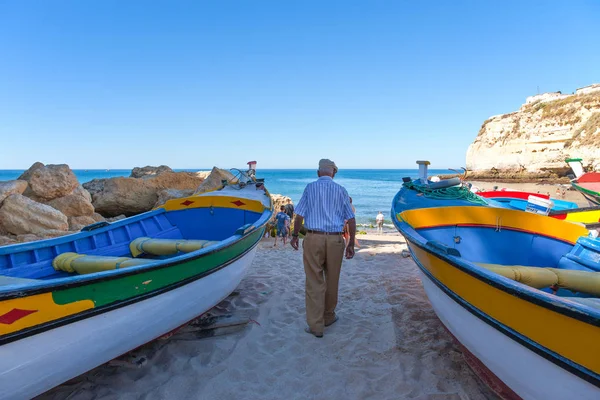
[401,161,600,225]
[392,202,600,399]
[566,158,600,206]
[0,167,273,400]
[478,190,579,212]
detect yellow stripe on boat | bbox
[564,209,600,223]
[160,195,265,213]
[399,206,589,244]
[0,293,93,336]
[410,244,600,375]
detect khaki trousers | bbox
[302,233,345,333]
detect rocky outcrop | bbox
[68,215,97,231]
[467,86,600,178]
[47,185,95,218]
[130,165,173,179]
[154,188,195,208]
[82,178,106,198]
[270,194,292,214]
[0,180,28,205]
[0,194,68,235]
[194,167,237,195]
[19,163,79,200]
[92,178,158,217]
[90,170,206,217]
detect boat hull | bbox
[0,247,257,400]
[407,241,600,400]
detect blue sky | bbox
[1,0,599,170]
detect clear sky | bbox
[1,0,599,170]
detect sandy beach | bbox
[39,234,496,400]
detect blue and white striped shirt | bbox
[294,176,355,232]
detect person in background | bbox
[291,159,355,338]
[274,206,290,247]
[284,199,294,220]
[376,211,385,234]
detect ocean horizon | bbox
[0,168,454,226]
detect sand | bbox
[38,234,497,400]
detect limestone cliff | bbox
[466,84,600,179]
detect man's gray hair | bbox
[318,159,338,175]
[318,166,335,175]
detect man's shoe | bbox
[325,315,339,327]
[304,327,323,338]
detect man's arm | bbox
[345,217,356,259]
[290,215,304,250]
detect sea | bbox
[0,168,453,227]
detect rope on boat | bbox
[403,180,488,205]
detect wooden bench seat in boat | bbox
[53,253,154,275]
[475,263,600,296]
[556,237,600,272]
[129,237,219,257]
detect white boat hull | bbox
[419,270,600,400]
[0,248,257,400]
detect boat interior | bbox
[397,206,600,305]
[0,202,265,285]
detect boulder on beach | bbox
[92,178,159,217]
[154,188,195,208]
[89,167,207,217]
[0,194,69,235]
[19,163,79,201]
[82,178,107,198]
[130,165,174,179]
[47,185,95,217]
[0,236,17,246]
[68,215,97,231]
[0,180,28,205]
[194,167,237,195]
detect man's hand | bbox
[345,242,355,259]
[290,236,299,250]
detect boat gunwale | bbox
[409,245,600,389]
[0,235,262,346]
[0,204,273,300]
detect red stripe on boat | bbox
[0,308,38,325]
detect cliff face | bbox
[466,84,600,178]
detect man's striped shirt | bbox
[294,176,355,232]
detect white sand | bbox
[38,235,497,400]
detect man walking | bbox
[290,159,356,338]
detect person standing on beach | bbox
[284,199,294,237]
[284,199,294,220]
[376,211,384,234]
[274,206,290,247]
[290,159,356,338]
